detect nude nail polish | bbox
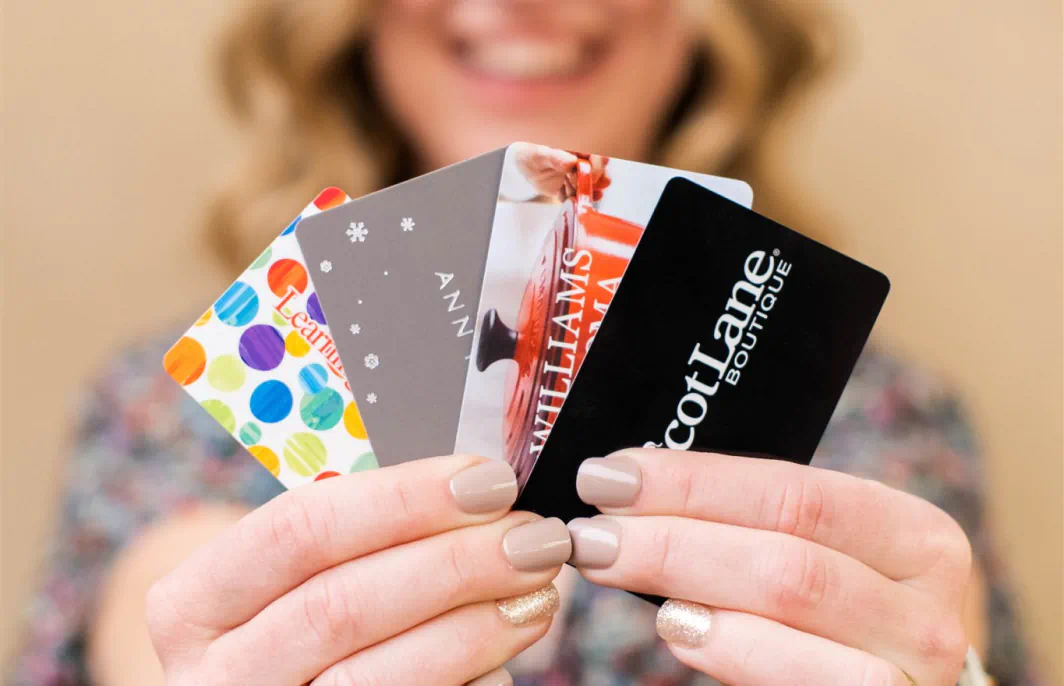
[576,456,641,507]
[567,517,621,569]
[450,461,518,513]
[502,518,572,571]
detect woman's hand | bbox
[512,142,610,201]
[567,449,973,686]
[146,455,570,686]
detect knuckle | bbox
[300,571,364,648]
[765,470,834,541]
[934,512,973,576]
[267,494,315,557]
[145,573,225,668]
[672,465,708,517]
[266,492,337,565]
[914,503,974,583]
[144,576,200,655]
[735,638,760,674]
[759,538,832,615]
[441,537,480,605]
[913,617,968,666]
[648,525,686,589]
[144,577,179,640]
[388,476,422,525]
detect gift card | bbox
[296,149,508,466]
[455,145,754,486]
[164,188,378,488]
[298,144,754,471]
[516,178,890,522]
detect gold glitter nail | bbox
[495,583,560,626]
[656,599,713,649]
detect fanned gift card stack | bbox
[167,143,888,528]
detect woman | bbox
[8,2,1036,685]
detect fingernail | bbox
[576,456,641,507]
[450,461,518,514]
[496,583,560,626]
[567,517,621,569]
[502,518,572,571]
[465,667,513,686]
[656,599,713,649]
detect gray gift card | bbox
[296,148,507,466]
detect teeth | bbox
[465,40,585,79]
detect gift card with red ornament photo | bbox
[454,144,753,486]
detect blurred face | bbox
[369,0,696,170]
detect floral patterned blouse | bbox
[6,333,1040,685]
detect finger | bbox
[510,141,535,167]
[589,154,608,185]
[569,515,940,671]
[656,601,914,686]
[577,449,968,582]
[208,514,570,684]
[540,145,578,171]
[513,143,574,173]
[311,586,559,686]
[562,175,575,200]
[151,456,517,633]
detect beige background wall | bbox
[2,0,1061,681]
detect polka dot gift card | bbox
[164,188,378,488]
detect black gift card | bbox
[517,178,890,525]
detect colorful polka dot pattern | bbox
[267,259,308,298]
[163,188,376,487]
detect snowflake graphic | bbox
[346,221,368,243]
[349,323,361,335]
[366,393,378,404]
[364,353,380,370]
[319,260,332,273]
[400,217,415,232]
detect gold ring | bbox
[901,669,918,685]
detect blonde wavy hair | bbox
[208,0,835,271]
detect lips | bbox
[452,37,605,81]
